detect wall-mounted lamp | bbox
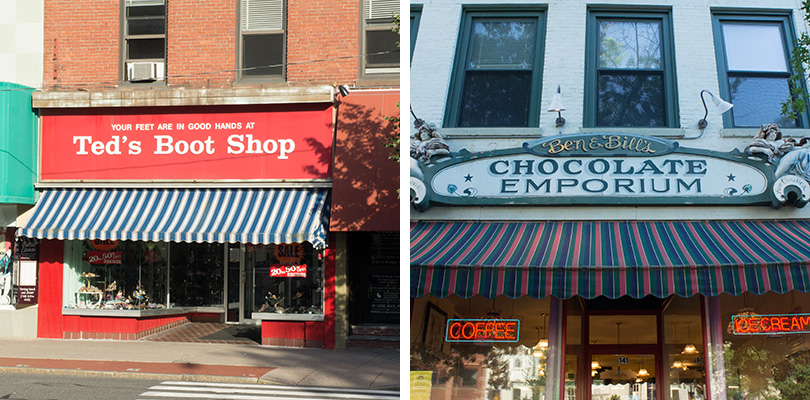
[697,89,733,130]
[338,84,351,97]
[548,85,566,128]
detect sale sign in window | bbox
[88,251,122,264]
[269,264,307,278]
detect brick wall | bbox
[286,0,359,85]
[44,0,119,89]
[43,0,365,89]
[167,0,236,87]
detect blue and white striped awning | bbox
[18,188,330,249]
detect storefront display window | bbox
[565,299,583,400]
[62,240,325,314]
[251,243,324,315]
[64,240,168,310]
[718,291,810,400]
[170,242,223,307]
[664,296,705,400]
[411,296,550,400]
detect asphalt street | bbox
[0,373,401,400]
[0,372,164,400]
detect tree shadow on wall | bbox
[323,101,399,232]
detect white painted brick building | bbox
[410,2,810,400]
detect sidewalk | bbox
[0,337,400,390]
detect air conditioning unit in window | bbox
[127,62,165,82]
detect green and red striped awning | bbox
[411,220,810,299]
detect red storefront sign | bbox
[88,251,122,264]
[445,319,521,342]
[732,313,810,335]
[40,105,333,181]
[269,264,307,278]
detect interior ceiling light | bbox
[535,313,549,349]
[682,322,699,355]
[682,343,699,354]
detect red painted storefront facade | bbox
[30,103,339,348]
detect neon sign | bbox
[732,313,810,335]
[445,319,520,342]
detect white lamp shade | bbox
[548,91,565,112]
[710,93,733,115]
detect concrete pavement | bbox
[0,338,400,390]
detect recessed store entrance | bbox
[225,243,254,324]
[590,353,657,400]
[567,296,705,400]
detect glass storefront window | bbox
[62,240,324,314]
[410,296,550,400]
[663,296,705,400]
[250,243,324,315]
[565,299,583,400]
[64,240,168,310]
[170,242,223,307]
[718,291,810,400]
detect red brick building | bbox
[23,0,400,349]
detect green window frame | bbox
[584,9,678,128]
[711,11,808,128]
[444,7,547,128]
[410,5,422,62]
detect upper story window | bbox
[584,10,677,127]
[123,0,166,83]
[712,13,805,128]
[445,8,546,128]
[362,0,400,77]
[239,0,285,80]
[410,5,422,63]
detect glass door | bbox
[590,353,656,400]
[241,244,255,322]
[225,243,241,322]
[585,309,662,400]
